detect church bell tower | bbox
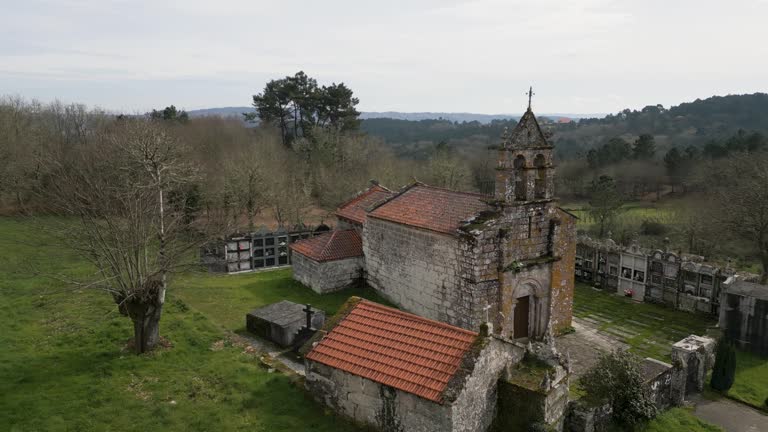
[494,87,555,204]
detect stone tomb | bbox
[246,300,325,347]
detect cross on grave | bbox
[526,86,535,110]
[303,304,315,330]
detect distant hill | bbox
[187,107,254,118]
[186,107,594,124]
[552,92,768,159]
[186,94,768,161]
[359,112,599,124]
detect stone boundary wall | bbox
[291,253,363,294]
[450,337,526,432]
[305,360,452,432]
[305,335,527,432]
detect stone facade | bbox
[363,108,576,339]
[305,331,526,432]
[670,335,716,400]
[291,253,363,294]
[719,276,768,356]
[363,217,482,329]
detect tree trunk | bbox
[126,298,163,354]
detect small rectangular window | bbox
[633,270,645,282]
[622,267,632,279]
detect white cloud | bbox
[0,0,766,113]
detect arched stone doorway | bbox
[501,278,549,340]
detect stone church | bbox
[291,104,576,339]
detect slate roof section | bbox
[289,229,363,262]
[305,300,478,403]
[335,184,394,225]
[368,184,492,235]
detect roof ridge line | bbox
[335,321,468,367]
[358,300,479,336]
[348,307,479,345]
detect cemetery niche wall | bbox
[575,235,734,316]
[201,225,328,273]
[719,275,768,356]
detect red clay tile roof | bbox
[289,229,362,262]
[335,184,394,225]
[368,184,492,235]
[305,300,478,403]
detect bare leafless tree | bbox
[699,152,768,283]
[32,119,220,353]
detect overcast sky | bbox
[1,0,767,115]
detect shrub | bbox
[710,338,736,392]
[640,219,668,236]
[580,350,657,427]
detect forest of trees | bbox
[4,82,768,349]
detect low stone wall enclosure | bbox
[291,253,363,294]
[564,335,716,432]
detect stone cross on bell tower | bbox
[494,89,555,203]
[526,86,535,110]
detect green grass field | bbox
[0,218,734,431]
[728,350,768,411]
[562,202,680,230]
[573,283,768,412]
[639,408,723,432]
[175,269,389,333]
[0,218,363,432]
[573,283,715,360]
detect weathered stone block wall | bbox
[450,337,525,432]
[643,358,675,411]
[499,203,555,266]
[305,361,452,432]
[364,218,481,330]
[291,253,363,294]
[499,265,552,338]
[720,293,768,357]
[550,209,576,334]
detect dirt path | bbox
[690,395,768,432]
[557,317,628,377]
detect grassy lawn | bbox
[575,282,768,413]
[175,268,389,333]
[573,283,715,361]
[725,350,768,411]
[0,217,743,431]
[639,408,723,432]
[0,218,362,432]
[562,202,679,230]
